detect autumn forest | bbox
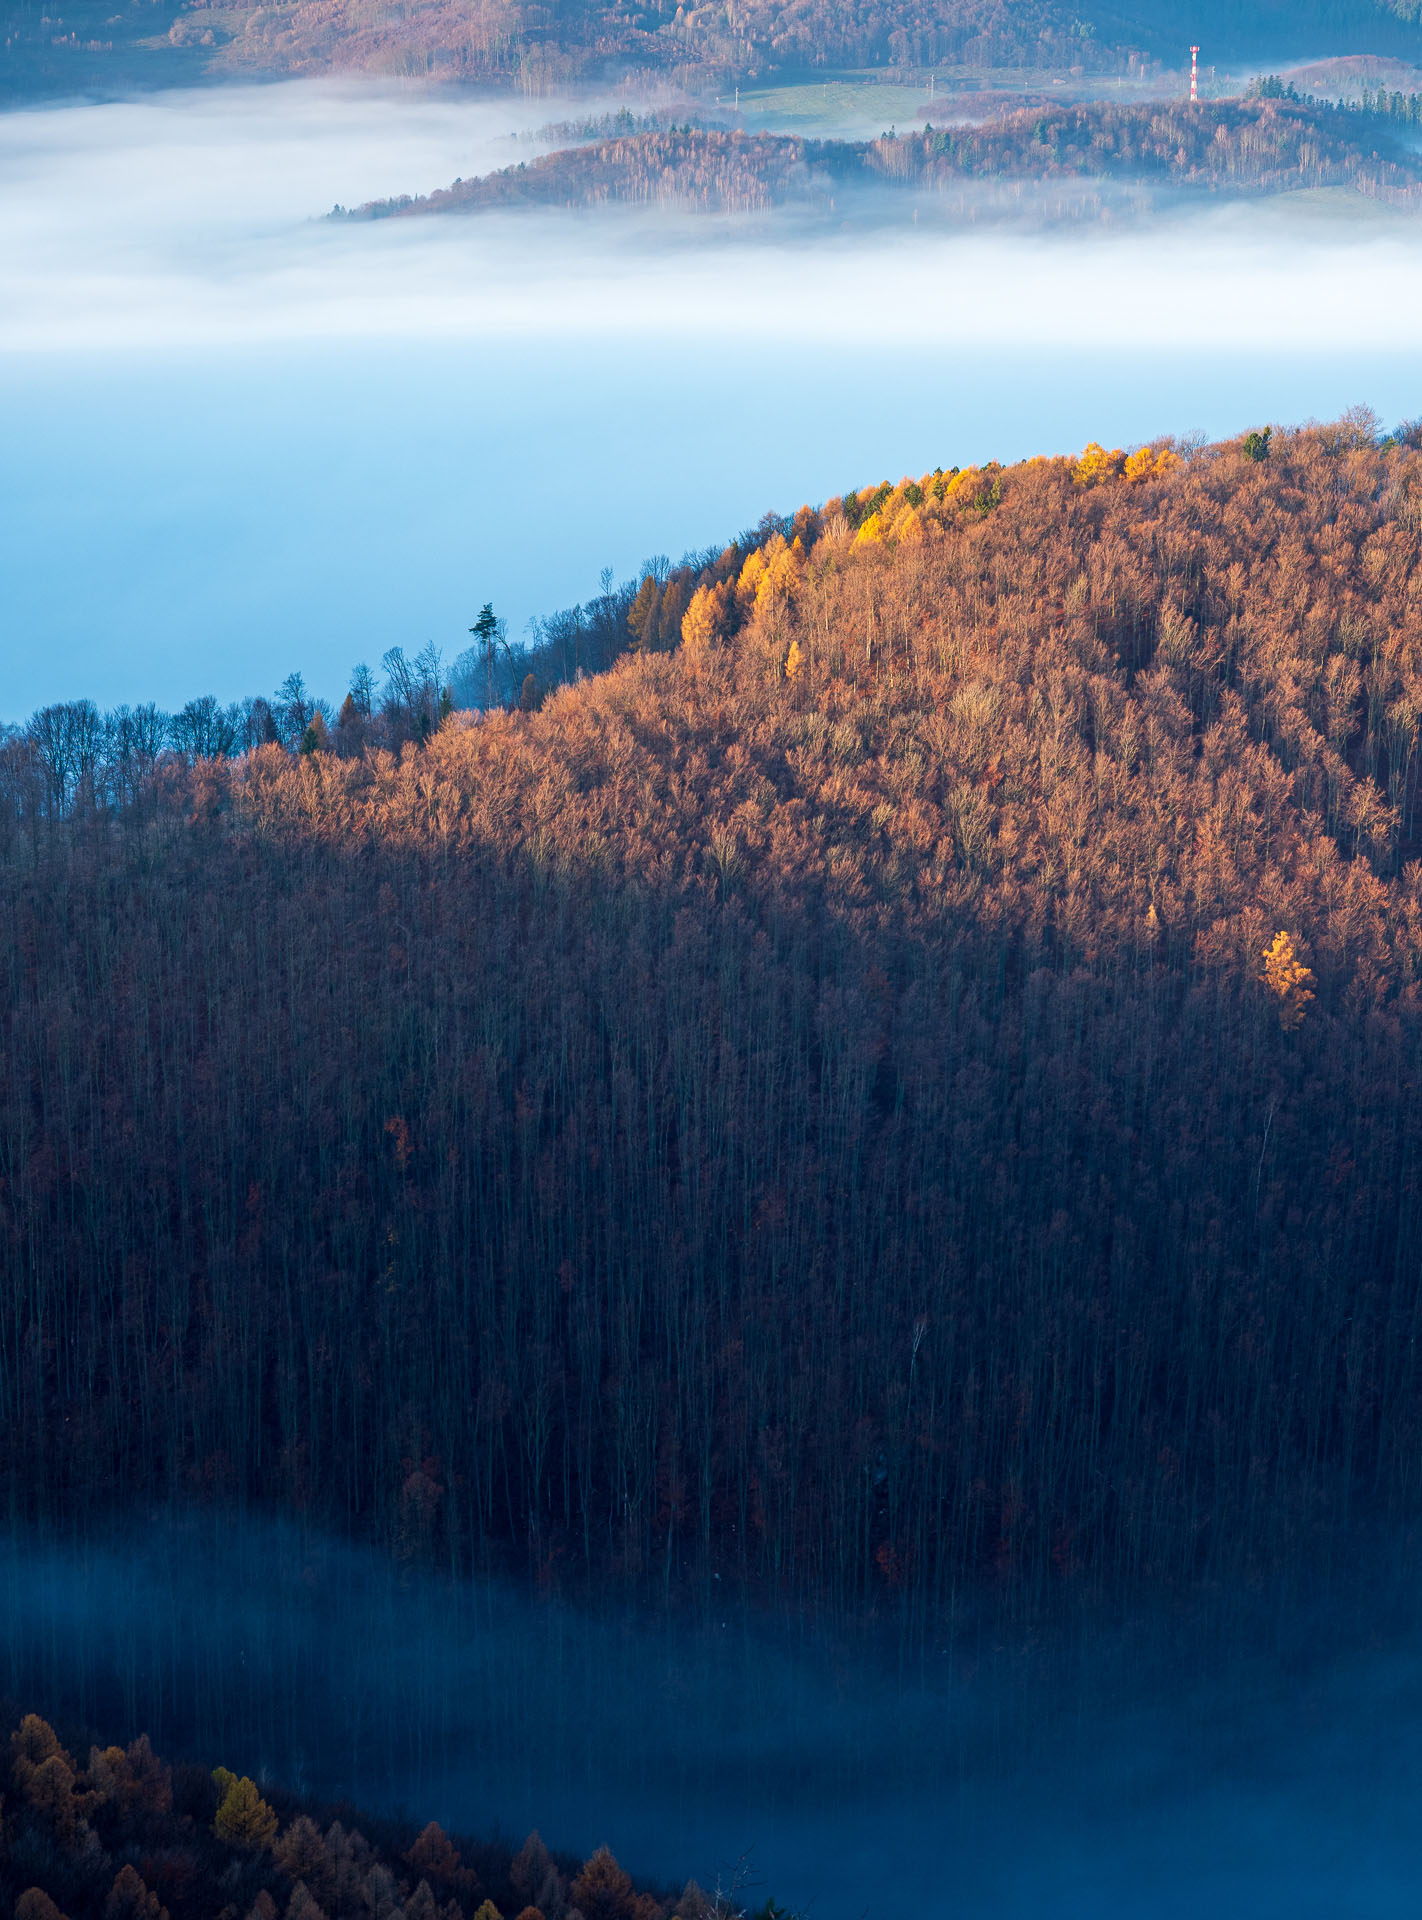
[0,1706,680,1920]
[8,413,1422,1648]
[16,0,1422,1875]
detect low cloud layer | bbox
[6,1515,1422,1917]
[6,78,1422,719]
[5,80,1422,354]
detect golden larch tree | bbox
[1261,930,1315,1029]
[1073,441,1126,486]
[212,1768,278,1849]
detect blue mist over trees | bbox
[6,1515,1422,1918]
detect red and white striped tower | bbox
[1190,45,1200,102]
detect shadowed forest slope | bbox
[7,419,1422,1625]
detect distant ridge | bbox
[10,0,1422,108]
[336,101,1422,224]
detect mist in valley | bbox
[7,80,1422,714]
[7,1515,1422,1917]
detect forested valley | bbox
[8,413,1422,1634]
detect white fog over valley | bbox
[6,79,1422,712]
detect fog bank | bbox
[7,79,1422,714]
[7,1516,1422,1917]
[5,82,1422,352]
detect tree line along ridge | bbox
[337,98,1422,222]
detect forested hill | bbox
[12,0,1422,104]
[147,0,1422,91]
[9,415,1422,1625]
[0,1711,683,1920]
[219,0,1114,84]
[340,101,1422,222]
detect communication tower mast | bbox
[1190,45,1199,102]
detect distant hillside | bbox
[10,0,1422,103]
[9,413,1422,1621]
[1094,0,1422,63]
[339,100,1422,221]
[1283,52,1422,95]
[0,1710,687,1920]
[195,0,1422,89]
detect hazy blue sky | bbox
[8,340,1422,720]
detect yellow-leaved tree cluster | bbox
[5,1712,683,1920]
[679,439,1190,676]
